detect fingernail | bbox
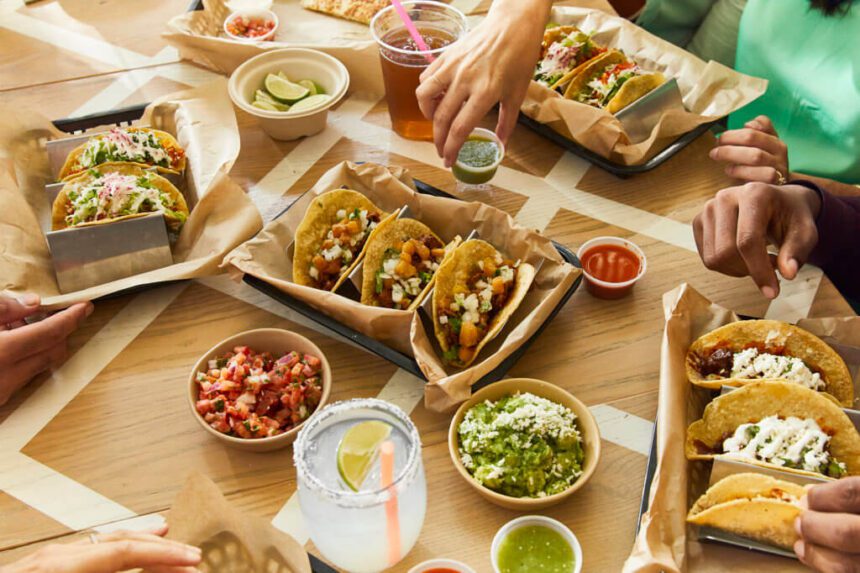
[761,285,777,299]
[185,547,202,560]
[794,540,805,560]
[19,293,39,306]
[794,516,803,536]
[708,148,718,159]
[85,303,95,317]
[799,495,809,510]
[785,258,799,278]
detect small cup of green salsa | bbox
[451,127,504,185]
[491,516,582,573]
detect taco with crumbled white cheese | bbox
[687,473,806,549]
[432,239,535,368]
[58,127,186,181]
[686,381,860,479]
[534,25,606,91]
[51,163,188,231]
[564,50,665,114]
[686,319,853,406]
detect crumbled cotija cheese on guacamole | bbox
[458,392,584,498]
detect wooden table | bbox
[0,1,853,571]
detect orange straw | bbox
[380,440,401,566]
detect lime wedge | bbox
[278,71,289,81]
[289,94,331,113]
[255,90,290,111]
[252,100,280,112]
[265,73,308,103]
[337,420,392,491]
[298,79,318,96]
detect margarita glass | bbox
[293,398,426,572]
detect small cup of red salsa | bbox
[224,10,278,42]
[576,236,646,300]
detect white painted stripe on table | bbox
[588,404,654,456]
[0,283,187,453]
[0,453,136,531]
[1,11,176,70]
[93,513,167,534]
[764,265,824,322]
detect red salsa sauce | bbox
[580,243,641,299]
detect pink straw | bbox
[389,0,435,63]
[380,440,401,566]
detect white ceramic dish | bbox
[223,9,279,42]
[490,515,583,573]
[228,48,350,141]
[408,558,477,573]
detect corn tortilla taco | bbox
[51,163,188,232]
[360,218,460,311]
[293,189,396,292]
[686,319,853,407]
[534,25,606,91]
[58,127,186,181]
[432,239,535,368]
[564,49,665,113]
[687,473,806,549]
[686,381,860,479]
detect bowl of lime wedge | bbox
[228,48,349,141]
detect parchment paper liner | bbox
[224,161,580,411]
[522,7,767,165]
[0,79,262,309]
[167,472,311,573]
[625,283,860,572]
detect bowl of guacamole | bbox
[448,378,601,510]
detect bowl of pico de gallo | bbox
[187,328,331,452]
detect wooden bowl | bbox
[187,328,332,452]
[448,378,601,510]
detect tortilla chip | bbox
[606,72,666,114]
[51,163,188,232]
[432,239,536,368]
[360,218,459,311]
[685,381,860,478]
[562,49,627,100]
[58,127,186,181]
[686,319,854,406]
[687,473,805,549]
[292,189,394,291]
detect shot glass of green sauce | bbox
[451,127,504,185]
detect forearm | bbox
[792,172,860,198]
[488,0,553,27]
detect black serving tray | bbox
[244,178,583,388]
[517,113,716,178]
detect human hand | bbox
[795,478,860,572]
[2,525,201,573]
[692,182,821,299]
[415,0,550,167]
[709,115,790,184]
[0,293,92,406]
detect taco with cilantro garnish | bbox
[564,49,665,113]
[534,25,607,91]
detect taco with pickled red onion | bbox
[564,49,665,114]
[293,189,396,292]
[686,319,853,407]
[58,127,186,181]
[534,25,607,91]
[51,163,189,231]
[687,473,806,549]
[686,381,860,479]
[432,239,535,368]
[360,218,460,311]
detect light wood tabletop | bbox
[0,1,854,572]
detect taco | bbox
[686,319,853,407]
[564,49,665,114]
[58,127,186,181]
[360,218,460,310]
[534,25,606,90]
[293,189,395,292]
[686,381,860,479]
[432,240,535,368]
[687,473,806,549]
[51,163,189,232]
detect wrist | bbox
[788,180,823,220]
[487,0,552,27]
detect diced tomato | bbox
[303,354,321,369]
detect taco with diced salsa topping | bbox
[51,163,189,231]
[432,239,535,368]
[360,218,460,310]
[293,189,396,292]
[687,473,806,550]
[564,49,665,114]
[685,381,860,479]
[534,25,607,91]
[686,319,853,407]
[58,127,186,181]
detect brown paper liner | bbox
[0,79,263,309]
[624,283,859,572]
[523,7,767,165]
[224,160,580,411]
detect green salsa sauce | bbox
[457,136,500,168]
[497,525,575,573]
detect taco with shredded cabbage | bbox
[534,25,606,91]
[564,49,665,113]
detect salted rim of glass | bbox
[369,0,468,57]
[293,398,422,507]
